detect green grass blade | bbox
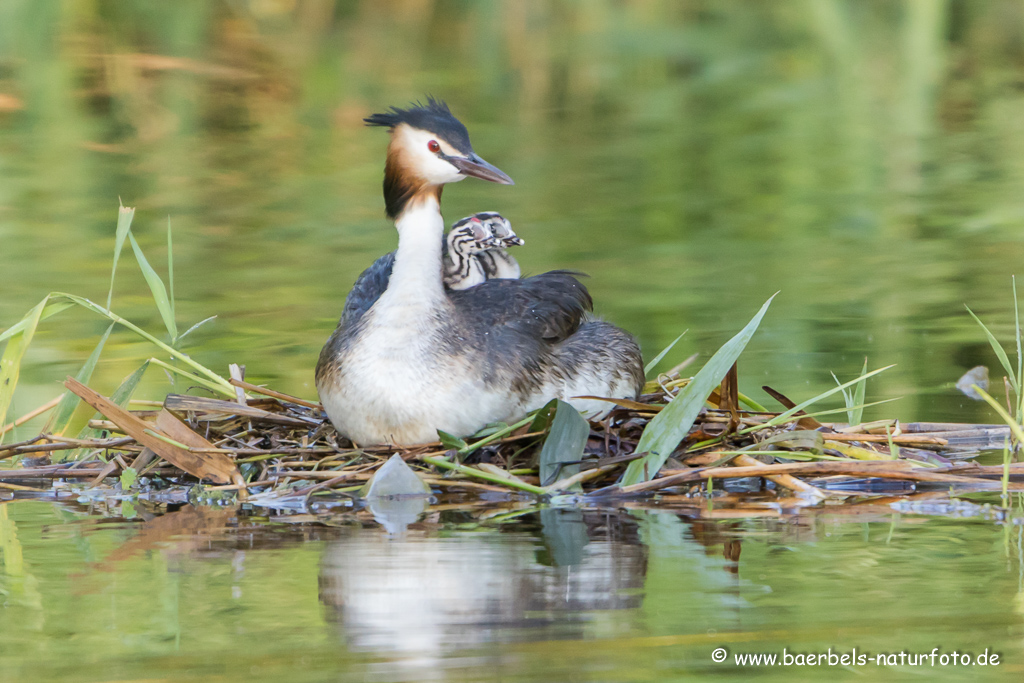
[178,315,217,342]
[46,323,113,435]
[644,330,687,378]
[74,361,152,448]
[421,454,547,495]
[688,398,901,452]
[50,292,233,395]
[738,391,768,412]
[529,399,557,434]
[966,305,1018,395]
[973,384,1024,446]
[147,358,233,397]
[852,357,868,426]
[622,294,776,485]
[437,430,468,451]
[772,397,899,424]
[167,216,175,327]
[0,297,48,443]
[110,361,150,408]
[538,400,590,488]
[830,371,855,424]
[457,414,535,458]
[764,365,894,428]
[0,302,73,344]
[128,233,178,343]
[108,205,135,310]
[1015,276,1023,420]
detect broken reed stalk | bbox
[0,394,63,437]
[0,436,136,459]
[228,378,322,410]
[729,453,826,499]
[620,460,1024,494]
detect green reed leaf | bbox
[0,302,72,345]
[167,216,175,326]
[644,330,687,378]
[46,323,113,435]
[622,294,776,485]
[852,357,868,426]
[108,205,135,310]
[538,400,589,488]
[129,232,178,343]
[0,297,47,443]
[110,361,151,408]
[966,305,1018,395]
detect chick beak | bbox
[448,153,515,185]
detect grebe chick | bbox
[469,212,524,281]
[442,212,524,289]
[442,214,499,290]
[316,99,643,446]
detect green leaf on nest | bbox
[437,430,468,451]
[538,400,590,489]
[621,294,776,486]
[120,467,138,490]
[110,361,151,408]
[644,330,687,378]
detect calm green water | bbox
[4,1,1024,680]
[3,0,1024,424]
[0,499,1021,682]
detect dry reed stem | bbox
[0,394,63,436]
[620,460,1024,494]
[730,453,826,498]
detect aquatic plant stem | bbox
[52,293,234,395]
[147,358,234,398]
[422,454,547,495]
[973,384,1024,447]
[457,415,535,457]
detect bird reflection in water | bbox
[318,510,648,664]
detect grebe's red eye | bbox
[428,140,440,153]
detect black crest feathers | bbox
[364,97,472,154]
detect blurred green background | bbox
[3,0,1024,423]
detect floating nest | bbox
[2,368,1023,511]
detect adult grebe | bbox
[315,99,643,445]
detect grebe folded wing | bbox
[448,270,591,343]
[340,251,395,325]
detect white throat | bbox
[385,195,446,304]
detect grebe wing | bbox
[341,251,395,325]
[449,270,593,343]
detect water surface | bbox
[3,1,1024,425]
[1,499,1021,682]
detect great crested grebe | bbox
[315,99,644,445]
